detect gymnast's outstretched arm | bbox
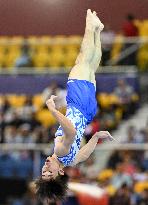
[73,131,113,165]
[46,96,76,154]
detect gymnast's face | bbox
[42,156,64,180]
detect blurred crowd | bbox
[0,77,144,205]
[0,79,139,143]
[99,13,148,70]
[1,127,147,205]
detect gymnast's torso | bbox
[54,106,87,166]
[54,79,98,167]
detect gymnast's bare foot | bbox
[86,9,99,30]
[93,11,104,31]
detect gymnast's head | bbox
[35,156,68,202]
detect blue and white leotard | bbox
[54,79,98,167]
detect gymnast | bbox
[36,9,114,202]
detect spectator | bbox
[110,163,133,189]
[137,188,148,205]
[100,106,117,130]
[34,127,49,143]
[15,151,33,179]
[0,96,11,113]
[0,111,6,142]
[28,113,41,131]
[15,124,34,143]
[122,14,138,37]
[4,125,17,143]
[101,25,115,65]
[6,111,25,127]
[114,79,134,104]
[0,152,16,177]
[125,125,147,144]
[133,167,148,182]
[15,41,33,68]
[114,79,137,118]
[79,155,100,181]
[109,183,131,205]
[84,116,100,142]
[142,151,148,171]
[17,96,37,121]
[125,125,137,143]
[42,81,67,109]
[121,14,138,65]
[107,151,123,169]
[122,154,137,176]
[133,129,146,143]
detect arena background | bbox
[0,0,148,205]
[0,0,147,35]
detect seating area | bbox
[0,91,139,130]
[106,19,148,70]
[0,35,81,69]
[0,19,147,70]
[0,124,147,205]
[0,74,143,205]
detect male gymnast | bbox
[36,9,114,202]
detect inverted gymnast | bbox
[36,9,115,202]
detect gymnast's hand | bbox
[93,131,115,141]
[46,95,58,112]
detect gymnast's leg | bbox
[68,9,104,86]
[91,12,103,71]
[90,12,104,84]
[68,9,97,82]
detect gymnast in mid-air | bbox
[36,9,114,202]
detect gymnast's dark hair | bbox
[35,174,69,203]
